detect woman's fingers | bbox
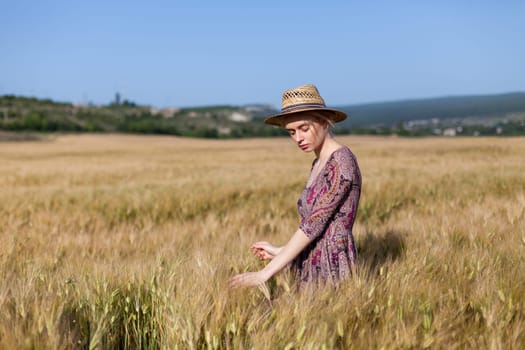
[252,242,278,255]
[250,242,277,260]
[251,247,265,256]
[254,250,274,260]
[229,275,242,288]
[229,272,264,288]
[251,241,271,249]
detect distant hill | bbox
[1,92,525,137]
[336,92,525,128]
[0,95,285,138]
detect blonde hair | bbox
[308,111,335,135]
[279,111,336,133]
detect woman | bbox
[230,84,361,289]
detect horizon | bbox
[1,1,524,108]
[3,90,525,110]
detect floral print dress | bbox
[292,146,361,287]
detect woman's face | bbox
[284,115,328,153]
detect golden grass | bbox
[1,134,524,349]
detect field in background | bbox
[0,134,524,348]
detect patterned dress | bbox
[292,146,361,287]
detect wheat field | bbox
[0,134,524,349]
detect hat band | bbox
[281,103,326,113]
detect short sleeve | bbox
[299,157,352,241]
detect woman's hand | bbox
[229,229,310,290]
[229,270,269,288]
[251,241,282,260]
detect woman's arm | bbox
[229,229,310,288]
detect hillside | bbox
[336,92,525,136]
[0,95,285,138]
[1,92,525,138]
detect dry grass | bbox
[0,134,524,349]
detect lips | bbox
[299,144,309,150]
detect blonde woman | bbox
[230,84,361,289]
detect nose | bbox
[294,131,303,143]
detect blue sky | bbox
[1,0,524,108]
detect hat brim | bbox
[264,107,347,127]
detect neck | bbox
[314,134,340,160]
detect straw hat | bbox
[264,84,347,126]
